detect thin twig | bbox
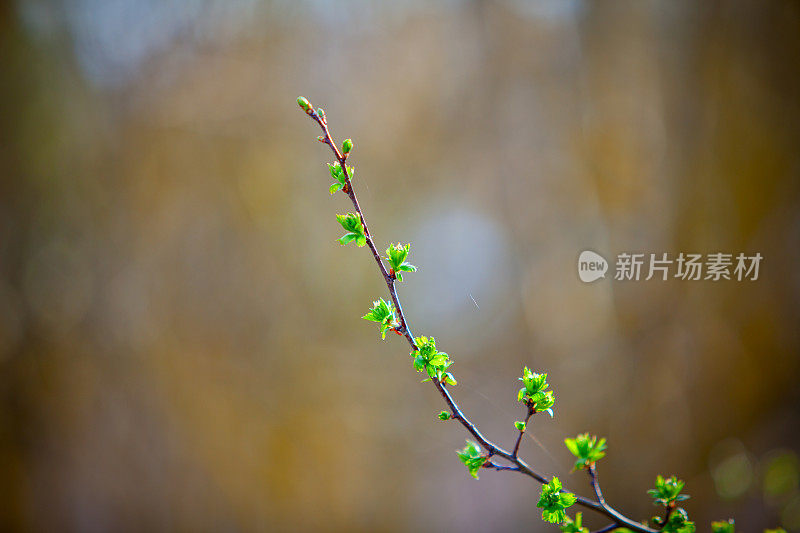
[588,464,650,531]
[512,407,535,458]
[301,103,656,533]
[484,460,521,473]
[657,503,675,530]
[593,525,620,533]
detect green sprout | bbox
[658,507,696,533]
[297,96,311,111]
[537,477,577,524]
[385,243,417,281]
[560,512,589,533]
[328,162,355,194]
[456,440,487,479]
[564,433,607,470]
[361,298,397,339]
[648,475,690,507]
[336,213,366,246]
[411,336,456,386]
[517,366,555,416]
[438,410,451,421]
[342,138,353,154]
[514,420,526,432]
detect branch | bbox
[593,525,620,533]
[298,99,656,533]
[512,406,535,458]
[656,503,675,531]
[588,464,651,532]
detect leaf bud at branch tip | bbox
[297,96,311,112]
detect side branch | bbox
[512,407,535,458]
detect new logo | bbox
[578,251,608,283]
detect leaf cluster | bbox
[517,367,555,416]
[411,336,456,386]
[658,507,695,533]
[648,475,690,507]
[564,433,607,470]
[336,213,366,247]
[361,298,397,339]
[328,162,355,195]
[537,477,577,524]
[385,243,417,281]
[456,440,486,479]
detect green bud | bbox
[515,421,526,432]
[342,138,353,154]
[297,96,311,111]
[316,108,325,121]
[438,411,451,420]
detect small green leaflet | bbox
[328,162,355,194]
[385,243,417,281]
[456,440,486,479]
[336,213,366,247]
[517,366,555,415]
[361,298,397,339]
[648,475,690,507]
[537,477,577,524]
[411,336,456,386]
[564,433,607,470]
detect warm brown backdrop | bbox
[1,1,799,531]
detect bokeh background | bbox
[2,1,799,531]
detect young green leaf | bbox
[456,440,486,479]
[658,507,695,533]
[410,336,455,385]
[361,298,397,339]
[537,477,577,524]
[564,433,607,470]
[514,421,526,432]
[560,512,589,533]
[385,243,417,281]
[342,138,353,154]
[517,367,555,415]
[438,410,451,421]
[711,520,735,533]
[327,162,355,194]
[336,213,366,247]
[648,475,690,507]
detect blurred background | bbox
[1,0,799,531]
